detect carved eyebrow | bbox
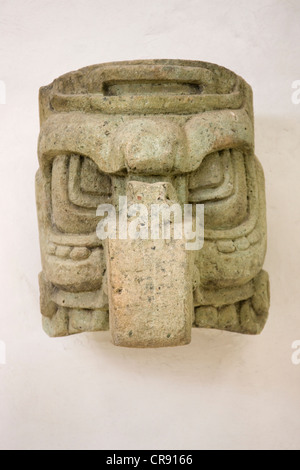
[184,109,254,172]
[38,113,124,174]
[38,109,254,176]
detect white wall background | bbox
[0,0,300,450]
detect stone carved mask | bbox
[36,60,270,348]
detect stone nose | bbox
[114,118,185,175]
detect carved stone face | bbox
[36,60,270,347]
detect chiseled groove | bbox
[68,155,104,209]
[97,65,216,89]
[51,287,108,310]
[50,91,244,115]
[204,154,259,240]
[189,150,234,203]
[49,230,102,248]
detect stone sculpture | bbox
[36,60,270,347]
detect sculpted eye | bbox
[189,149,248,230]
[68,155,112,208]
[51,155,112,234]
[189,150,233,202]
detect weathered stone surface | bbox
[36,60,270,347]
[107,182,193,348]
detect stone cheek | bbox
[36,60,270,347]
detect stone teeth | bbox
[240,300,259,335]
[217,231,261,254]
[47,242,57,255]
[194,306,218,328]
[234,237,250,251]
[218,304,239,330]
[247,229,261,246]
[70,247,91,261]
[217,240,236,253]
[56,246,72,258]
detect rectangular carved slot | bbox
[103,81,203,96]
